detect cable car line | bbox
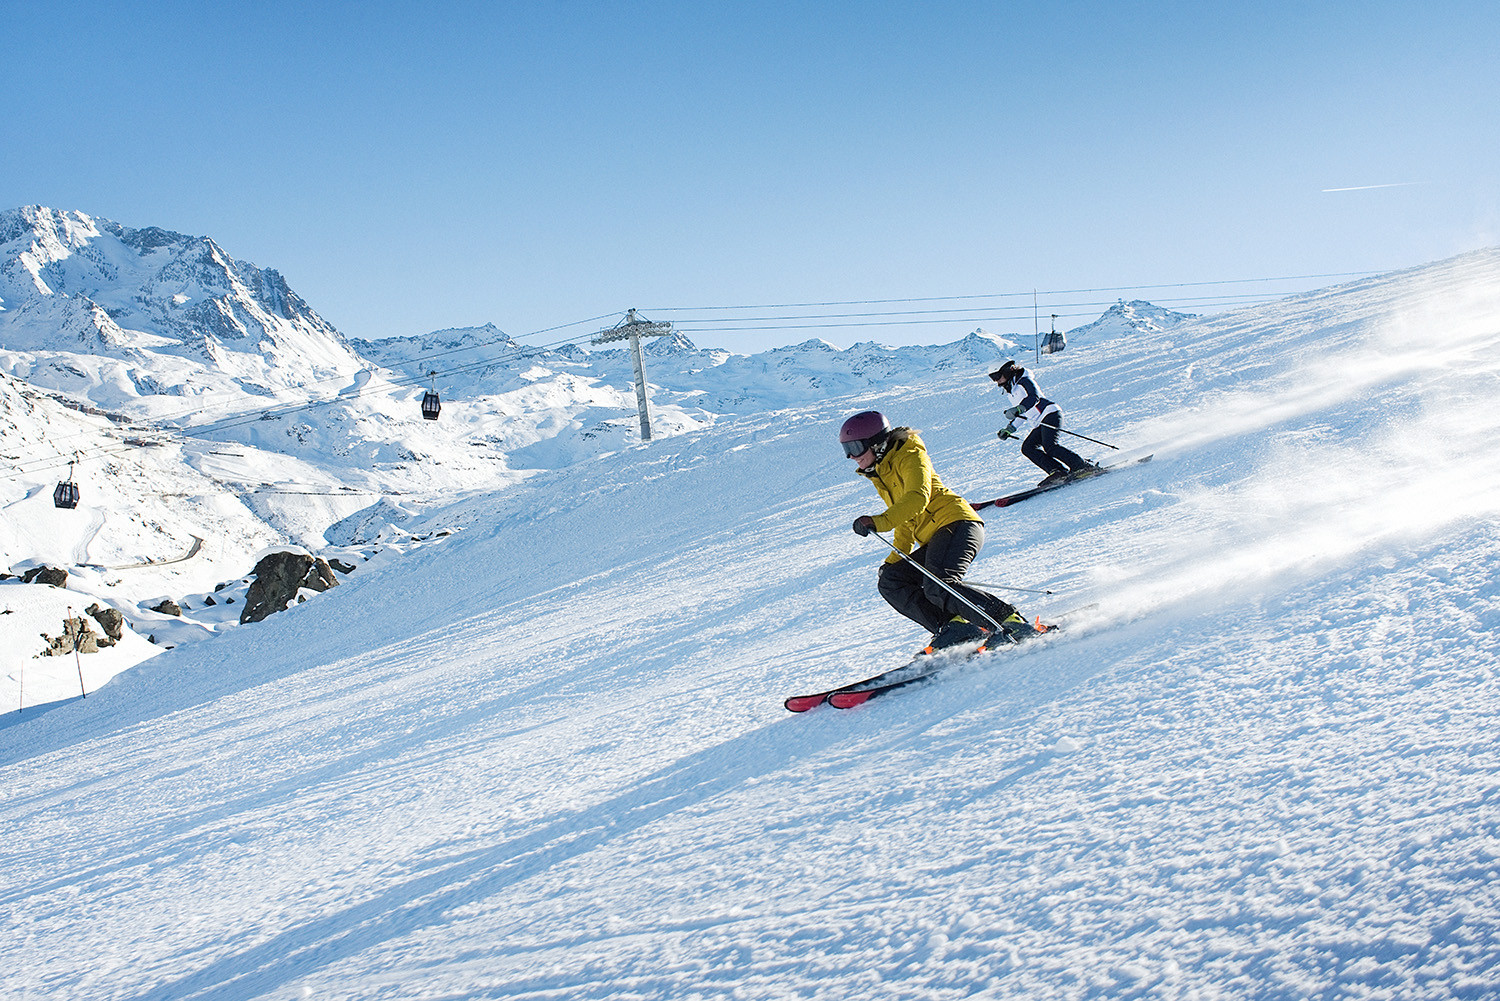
[640,269,1381,312]
[660,287,1343,327]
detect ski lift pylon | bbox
[420,370,441,421]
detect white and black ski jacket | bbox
[1000,373,1060,423]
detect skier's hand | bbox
[997,423,1017,440]
[1003,404,1024,420]
[852,515,877,537]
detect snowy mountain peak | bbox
[1066,298,1198,342]
[0,205,361,406]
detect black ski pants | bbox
[877,520,1016,634]
[1022,411,1089,477]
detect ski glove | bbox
[1003,404,1025,420]
[997,423,1018,440]
[852,515,877,537]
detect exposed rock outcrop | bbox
[41,616,100,656]
[86,602,125,642]
[21,565,69,587]
[240,550,340,624]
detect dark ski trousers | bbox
[1022,411,1089,476]
[877,520,1016,634]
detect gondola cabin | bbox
[420,389,441,421]
[54,480,80,509]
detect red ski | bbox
[784,626,1014,712]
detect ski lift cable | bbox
[669,298,1296,334]
[658,290,1311,326]
[640,270,1383,312]
[172,329,603,439]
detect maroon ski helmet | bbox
[839,410,891,443]
[839,410,891,457]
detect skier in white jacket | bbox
[989,361,1095,485]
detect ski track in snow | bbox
[2,252,1500,999]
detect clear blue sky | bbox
[4,0,1497,351]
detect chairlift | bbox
[420,370,441,421]
[54,459,80,509]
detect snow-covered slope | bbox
[3,249,1498,999]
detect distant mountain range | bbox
[1,207,1194,431]
[0,205,1197,557]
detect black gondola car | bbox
[421,389,441,420]
[54,480,80,509]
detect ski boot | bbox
[924,615,992,654]
[996,611,1056,644]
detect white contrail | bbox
[1321,182,1428,192]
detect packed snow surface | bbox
[3,251,1500,999]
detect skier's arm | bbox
[872,445,933,536]
[1011,375,1041,419]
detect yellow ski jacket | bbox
[858,429,982,562]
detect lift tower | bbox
[592,309,674,441]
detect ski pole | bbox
[869,532,1003,632]
[1055,426,1119,450]
[964,581,1055,595]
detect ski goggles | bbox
[841,437,878,458]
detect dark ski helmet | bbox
[988,360,1021,385]
[839,410,891,458]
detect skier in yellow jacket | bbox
[840,410,1038,647]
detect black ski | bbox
[971,454,1152,512]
